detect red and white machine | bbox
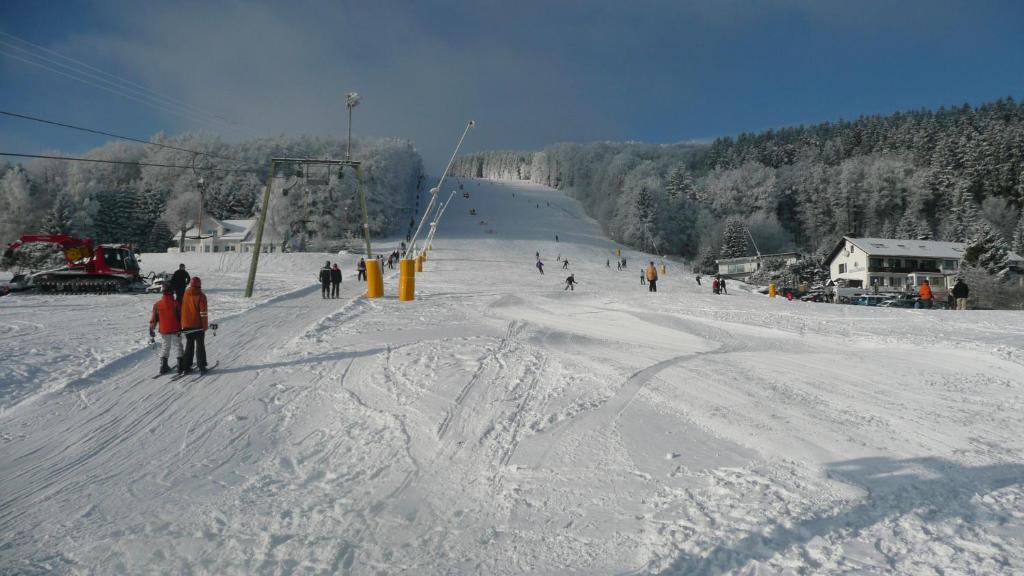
[2,234,147,293]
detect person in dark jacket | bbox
[319,261,331,298]
[169,263,190,301]
[357,258,367,282]
[564,274,576,291]
[951,278,969,310]
[330,263,342,298]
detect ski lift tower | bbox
[244,92,379,298]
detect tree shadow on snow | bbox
[656,456,1024,575]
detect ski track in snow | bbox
[2,178,1024,574]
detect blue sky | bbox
[1,0,1022,171]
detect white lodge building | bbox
[179,216,282,254]
[827,237,968,291]
[716,252,802,280]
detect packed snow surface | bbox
[2,178,1024,575]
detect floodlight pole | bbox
[409,120,474,257]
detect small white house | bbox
[180,215,282,254]
[826,236,1024,291]
[716,252,802,280]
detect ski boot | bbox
[177,356,191,375]
[160,357,171,374]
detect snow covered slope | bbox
[2,178,1024,575]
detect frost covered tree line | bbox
[0,133,423,252]
[453,98,1024,286]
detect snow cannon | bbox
[365,258,382,298]
[399,258,415,301]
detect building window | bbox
[944,260,958,270]
[838,263,847,274]
[906,259,918,270]
[213,245,220,253]
[869,258,883,268]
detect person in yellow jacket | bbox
[180,276,210,374]
[646,261,659,292]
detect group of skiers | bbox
[710,275,728,295]
[148,263,211,375]
[319,261,343,298]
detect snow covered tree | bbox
[1012,214,1024,255]
[962,221,1011,276]
[666,166,695,201]
[0,166,35,242]
[42,191,74,234]
[720,218,749,259]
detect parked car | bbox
[879,294,917,308]
[854,295,887,306]
[800,291,826,302]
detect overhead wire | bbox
[0,30,235,128]
[0,109,260,168]
[0,31,255,136]
[0,152,259,173]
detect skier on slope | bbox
[357,258,367,282]
[536,260,545,275]
[695,274,702,286]
[562,258,569,270]
[180,277,210,374]
[720,277,728,295]
[330,263,342,298]
[169,263,190,302]
[646,261,658,292]
[640,269,645,285]
[149,285,182,374]
[319,260,332,299]
[564,274,577,291]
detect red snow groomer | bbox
[2,234,147,294]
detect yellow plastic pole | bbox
[768,283,777,298]
[415,254,424,272]
[660,264,667,275]
[365,258,382,298]
[398,258,415,301]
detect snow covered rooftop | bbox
[846,237,966,259]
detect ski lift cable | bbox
[0,31,236,124]
[0,109,260,168]
[0,152,259,173]
[0,31,247,131]
[0,46,245,134]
